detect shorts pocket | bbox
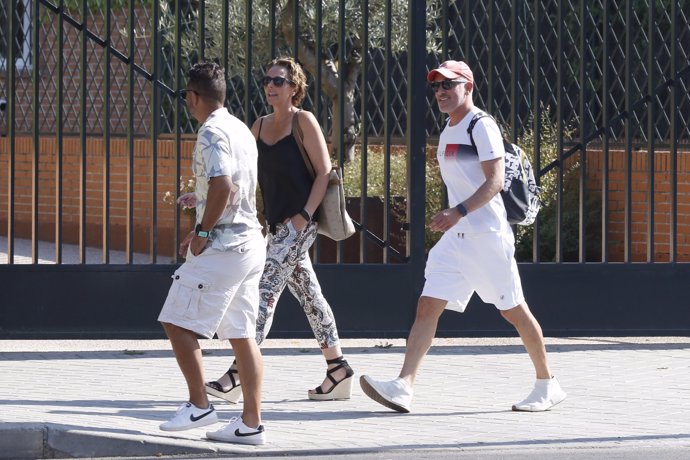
[169,271,214,320]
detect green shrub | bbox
[341,144,444,250]
[295,110,604,261]
[513,112,602,262]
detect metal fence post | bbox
[407,0,426,276]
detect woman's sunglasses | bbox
[429,79,467,92]
[261,76,293,87]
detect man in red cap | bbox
[360,60,566,413]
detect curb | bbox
[0,423,258,459]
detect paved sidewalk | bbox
[1,337,689,458]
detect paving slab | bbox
[1,337,689,458]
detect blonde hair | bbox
[268,57,308,106]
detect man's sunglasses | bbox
[429,79,467,92]
[261,76,293,87]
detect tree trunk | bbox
[279,0,360,163]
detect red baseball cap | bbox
[427,60,474,83]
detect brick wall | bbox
[586,149,690,262]
[0,135,196,258]
[0,6,154,136]
[2,137,689,262]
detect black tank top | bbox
[257,117,313,228]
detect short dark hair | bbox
[187,61,226,104]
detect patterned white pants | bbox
[256,220,340,349]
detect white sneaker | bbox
[159,402,218,431]
[512,377,567,412]
[360,375,413,413]
[206,416,266,445]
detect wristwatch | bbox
[195,223,210,238]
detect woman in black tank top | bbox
[204,57,354,404]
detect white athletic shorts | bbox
[421,230,525,312]
[158,236,266,340]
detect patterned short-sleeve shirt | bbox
[193,108,262,250]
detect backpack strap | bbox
[467,111,494,154]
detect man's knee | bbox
[161,321,179,336]
[500,302,532,325]
[415,296,446,322]
[230,337,259,354]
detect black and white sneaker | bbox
[206,416,266,445]
[159,402,218,431]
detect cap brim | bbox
[427,68,460,82]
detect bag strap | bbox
[292,110,316,180]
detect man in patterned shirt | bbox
[158,61,267,445]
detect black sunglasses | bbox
[429,79,467,92]
[261,76,293,87]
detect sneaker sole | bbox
[359,376,410,413]
[206,431,266,445]
[512,392,567,412]
[160,415,219,432]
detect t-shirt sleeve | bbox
[472,117,505,162]
[197,126,233,178]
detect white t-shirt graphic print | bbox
[436,107,509,234]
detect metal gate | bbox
[1,1,689,338]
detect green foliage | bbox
[423,151,445,250]
[339,111,603,259]
[515,171,603,262]
[160,0,443,75]
[513,111,602,262]
[342,145,407,198]
[163,176,196,217]
[61,0,154,12]
[341,145,444,250]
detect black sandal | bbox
[205,363,242,404]
[308,356,354,401]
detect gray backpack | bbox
[468,112,541,225]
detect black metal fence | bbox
[1,0,690,337]
[2,0,689,266]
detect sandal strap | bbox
[314,359,354,394]
[206,381,224,392]
[226,365,239,387]
[326,356,345,365]
[326,362,348,376]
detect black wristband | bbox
[299,209,312,221]
[455,203,468,217]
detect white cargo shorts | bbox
[158,236,266,339]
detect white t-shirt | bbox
[193,108,263,250]
[436,107,509,234]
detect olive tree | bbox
[161,0,442,162]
